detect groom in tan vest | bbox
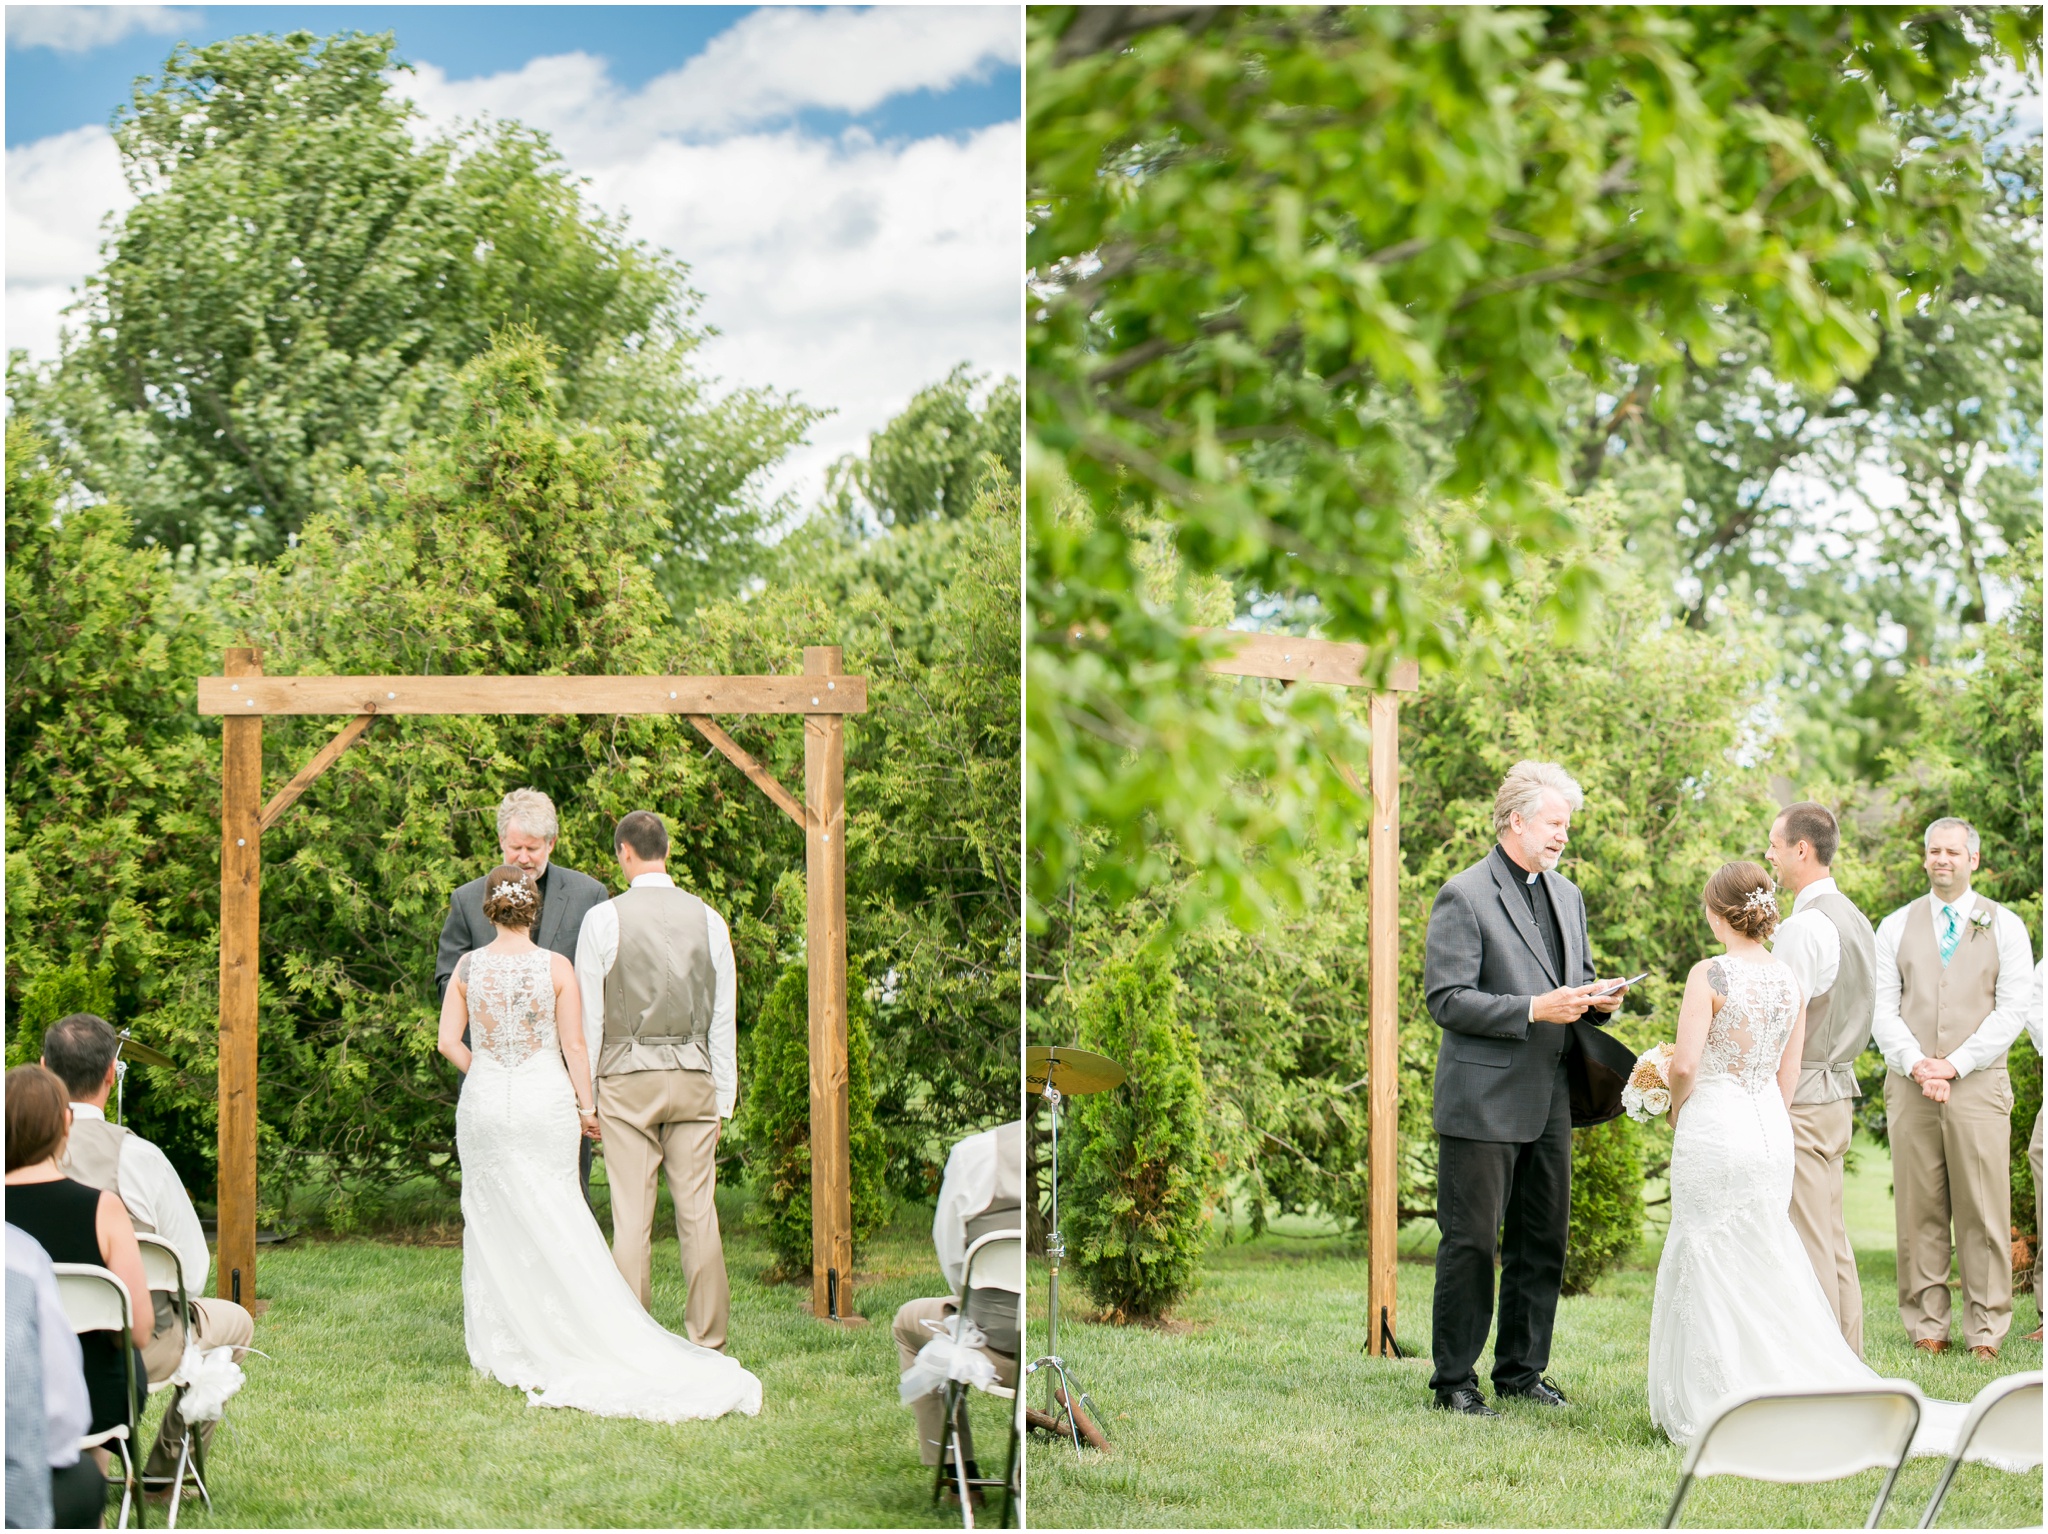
[1766,801,1877,1355]
[1872,816,2035,1358]
[574,810,735,1350]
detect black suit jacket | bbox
[1422,853,1634,1141]
[435,862,611,1000]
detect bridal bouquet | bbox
[1621,1042,1675,1124]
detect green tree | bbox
[1026,5,2038,921]
[4,422,225,1177]
[825,366,1021,530]
[9,29,815,612]
[734,957,889,1278]
[1063,939,1213,1321]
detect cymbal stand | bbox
[1024,1083,1104,1454]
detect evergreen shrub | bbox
[1065,942,1211,1320]
[735,955,888,1278]
[1563,1115,1645,1294]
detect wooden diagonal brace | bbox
[687,716,813,831]
[260,712,377,832]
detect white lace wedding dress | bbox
[1647,953,1966,1457]
[455,948,762,1421]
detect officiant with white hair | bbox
[437,789,610,1194]
[1421,760,1629,1418]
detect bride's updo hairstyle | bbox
[1703,860,1780,941]
[481,864,541,931]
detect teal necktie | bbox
[1938,904,1960,966]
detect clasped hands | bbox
[1532,981,1628,1024]
[1910,1056,1957,1103]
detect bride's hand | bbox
[579,1110,602,1140]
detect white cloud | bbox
[7,8,1024,512]
[5,125,132,359]
[402,6,1019,155]
[6,5,196,53]
[398,8,1022,510]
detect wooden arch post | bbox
[1196,630,1419,1357]
[201,652,867,1321]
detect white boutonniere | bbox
[1968,908,1994,938]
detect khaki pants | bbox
[1885,1069,2013,1350]
[141,1295,254,1477]
[2031,1109,2042,1307]
[893,1296,1018,1468]
[1788,1098,1863,1355]
[598,1066,730,1351]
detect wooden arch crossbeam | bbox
[199,647,866,1324]
[1195,629,1418,1358]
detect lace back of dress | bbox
[1700,956,1798,1092]
[466,950,558,1068]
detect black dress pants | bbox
[1429,1065,1572,1395]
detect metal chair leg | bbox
[1663,1471,1692,1528]
[1916,1455,1963,1529]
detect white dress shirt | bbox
[933,1126,1008,1295]
[1871,888,2036,1078]
[2028,958,2043,1055]
[574,872,738,1118]
[69,1101,211,1295]
[1770,876,1843,1004]
[6,1223,91,1467]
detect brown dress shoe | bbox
[1913,1338,1951,1354]
[1970,1345,1999,1361]
[2025,1327,2043,1343]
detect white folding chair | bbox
[52,1263,143,1531]
[933,1229,1024,1531]
[1665,1382,1923,1528]
[1918,1371,2042,1528]
[134,1233,213,1526]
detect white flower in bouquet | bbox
[1621,1041,1675,1124]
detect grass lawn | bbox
[143,1183,1008,1527]
[1025,1134,2043,1528]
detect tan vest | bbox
[1897,894,2007,1067]
[1794,890,1878,1104]
[598,884,716,1078]
[61,1115,184,1335]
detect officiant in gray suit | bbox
[1422,761,1635,1418]
[437,788,610,1195]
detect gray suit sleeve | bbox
[1423,882,1533,1040]
[1574,887,1597,988]
[435,890,469,1003]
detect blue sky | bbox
[5,5,1019,146]
[6,6,1022,509]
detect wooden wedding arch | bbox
[199,645,866,1323]
[1195,630,1418,1356]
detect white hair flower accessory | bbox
[1741,885,1778,914]
[492,880,535,907]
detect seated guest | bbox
[7,1224,103,1527]
[893,1120,1023,1497]
[4,1066,153,1456]
[40,1014,254,1479]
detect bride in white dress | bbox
[1647,861,1962,1456]
[437,864,761,1422]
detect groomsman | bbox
[1872,817,2034,1358]
[1766,801,1876,1355]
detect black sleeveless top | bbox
[8,1177,142,1434]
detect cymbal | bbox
[1025,1045,1126,1096]
[115,1033,177,1071]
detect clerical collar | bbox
[1494,843,1540,885]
